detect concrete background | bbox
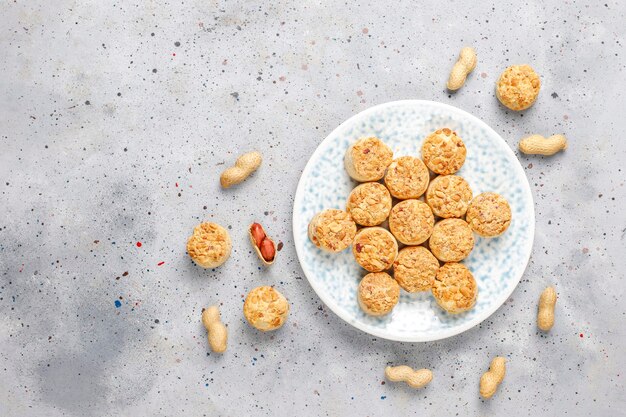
[1,1,624,416]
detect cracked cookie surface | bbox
[186,222,232,268]
[429,218,474,262]
[244,286,290,331]
[383,156,430,199]
[393,246,440,292]
[308,209,357,252]
[388,199,434,245]
[344,136,393,181]
[358,272,400,316]
[352,227,398,272]
[421,128,467,175]
[432,263,477,313]
[426,175,473,218]
[496,64,541,111]
[466,192,512,237]
[346,182,392,226]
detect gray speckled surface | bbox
[1,1,624,416]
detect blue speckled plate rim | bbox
[293,99,535,342]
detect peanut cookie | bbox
[466,192,512,237]
[352,227,399,272]
[429,218,474,262]
[346,182,392,226]
[425,175,473,218]
[243,286,290,331]
[496,65,541,111]
[388,200,435,245]
[383,156,430,199]
[186,222,232,268]
[358,272,400,316]
[308,209,357,252]
[393,246,440,293]
[344,137,394,182]
[421,128,467,175]
[432,263,477,313]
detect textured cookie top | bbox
[383,156,430,199]
[186,222,232,267]
[426,175,473,218]
[346,182,392,226]
[432,263,477,313]
[466,192,512,237]
[308,209,357,252]
[421,128,467,175]
[243,286,290,331]
[388,199,435,245]
[496,65,541,111]
[345,137,393,181]
[393,246,440,293]
[352,227,398,272]
[358,272,400,315]
[429,218,474,262]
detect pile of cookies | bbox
[308,129,512,316]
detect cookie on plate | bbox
[466,192,512,237]
[421,128,467,175]
[186,222,232,268]
[357,272,400,316]
[352,227,399,272]
[346,182,392,226]
[429,218,474,262]
[388,199,435,245]
[432,263,477,314]
[344,137,394,182]
[308,209,357,252]
[425,175,473,218]
[383,156,430,199]
[243,286,290,331]
[393,246,440,293]
[496,64,541,111]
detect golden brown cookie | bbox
[466,192,512,237]
[432,263,477,313]
[308,209,357,252]
[383,156,430,199]
[344,137,394,182]
[186,222,232,268]
[421,128,467,175]
[393,246,440,293]
[425,175,473,218]
[496,65,541,111]
[429,219,474,262]
[243,286,290,331]
[346,182,392,226]
[388,200,435,245]
[352,227,399,272]
[357,272,400,316]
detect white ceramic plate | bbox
[293,100,534,342]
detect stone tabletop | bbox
[1,1,624,416]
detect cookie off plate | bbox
[293,100,535,342]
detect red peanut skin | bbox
[260,239,275,261]
[250,223,266,247]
